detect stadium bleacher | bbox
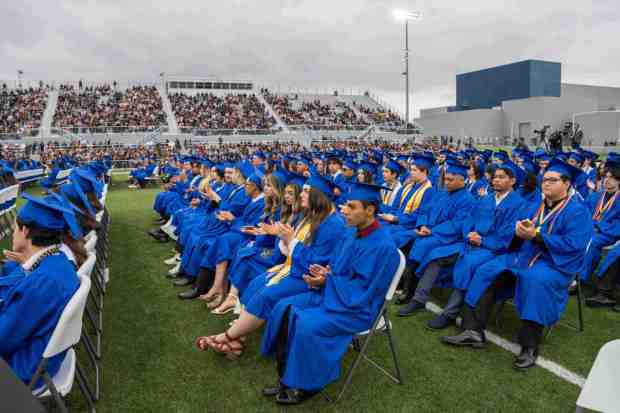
[0,85,49,135]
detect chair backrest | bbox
[43,274,91,358]
[385,249,407,300]
[84,234,98,253]
[576,339,620,412]
[77,253,96,278]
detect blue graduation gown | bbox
[384,181,435,248]
[452,191,524,291]
[597,242,620,281]
[241,213,345,321]
[180,185,250,277]
[581,191,620,280]
[200,195,266,269]
[0,254,79,383]
[229,212,301,296]
[260,223,400,391]
[467,178,490,200]
[465,196,593,326]
[409,187,475,276]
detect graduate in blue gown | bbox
[0,194,79,384]
[466,159,489,200]
[175,162,254,280]
[398,160,476,315]
[255,182,400,404]
[586,241,620,311]
[227,173,305,300]
[413,162,525,328]
[580,160,620,282]
[442,159,593,370]
[183,172,267,306]
[377,154,436,249]
[193,174,345,361]
[379,159,403,212]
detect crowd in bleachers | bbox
[260,89,369,129]
[170,92,275,131]
[132,139,620,405]
[356,104,404,127]
[0,85,49,134]
[53,84,166,129]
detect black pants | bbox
[462,271,543,349]
[193,268,215,293]
[596,258,620,293]
[276,307,291,381]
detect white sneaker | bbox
[168,263,181,276]
[128,184,138,189]
[164,254,180,265]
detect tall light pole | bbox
[393,9,421,129]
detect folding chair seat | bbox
[494,273,584,336]
[576,339,620,412]
[29,274,97,413]
[326,249,407,403]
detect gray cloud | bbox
[1,0,619,116]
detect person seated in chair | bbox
[425,162,525,329]
[580,159,620,287]
[0,194,80,384]
[398,160,475,316]
[254,182,400,405]
[441,159,593,370]
[586,241,620,312]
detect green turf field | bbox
[65,175,618,412]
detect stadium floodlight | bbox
[392,9,422,21]
[392,9,422,130]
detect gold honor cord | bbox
[266,222,311,286]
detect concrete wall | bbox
[414,108,503,138]
[575,111,620,145]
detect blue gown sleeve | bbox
[289,216,345,279]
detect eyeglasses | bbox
[542,177,563,184]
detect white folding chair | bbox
[327,249,407,403]
[29,274,96,413]
[576,339,620,413]
[78,253,103,401]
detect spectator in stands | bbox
[0,87,48,135]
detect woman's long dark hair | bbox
[281,183,302,224]
[301,187,332,245]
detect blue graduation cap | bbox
[271,168,289,186]
[71,168,102,195]
[288,172,307,188]
[18,193,76,233]
[348,182,390,203]
[306,174,336,198]
[343,158,358,171]
[445,160,468,178]
[569,152,585,165]
[247,173,263,189]
[48,192,83,239]
[358,161,377,175]
[497,161,523,186]
[61,180,96,216]
[384,159,404,175]
[236,161,255,179]
[252,151,266,161]
[412,154,435,170]
[546,159,583,182]
[494,150,510,163]
[604,158,620,173]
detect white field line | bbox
[425,301,587,388]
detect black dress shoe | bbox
[426,314,455,330]
[178,288,200,300]
[261,384,282,397]
[441,330,486,348]
[275,388,317,405]
[585,292,617,308]
[398,300,426,317]
[568,282,578,296]
[173,277,193,287]
[513,347,538,370]
[395,291,414,305]
[613,303,620,313]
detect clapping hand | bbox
[416,226,432,236]
[217,211,235,221]
[515,219,536,240]
[277,223,295,245]
[258,222,279,236]
[467,232,482,246]
[303,264,330,288]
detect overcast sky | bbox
[1,0,619,117]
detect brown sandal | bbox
[209,332,245,360]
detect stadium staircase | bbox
[158,86,179,134]
[37,88,58,138]
[256,93,290,132]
